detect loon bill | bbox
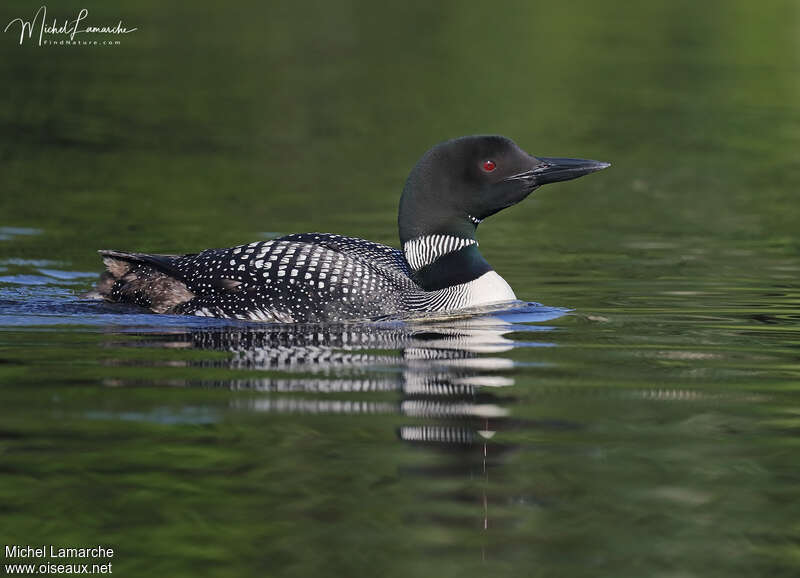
[90,135,610,322]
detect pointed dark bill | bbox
[503,157,611,186]
[531,157,611,185]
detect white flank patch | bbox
[462,271,516,306]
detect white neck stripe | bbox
[403,235,477,271]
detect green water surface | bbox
[1,1,799,577]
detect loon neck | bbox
[404,240,492,291]
[398,180,488,290]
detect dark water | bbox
[1,1,799,576]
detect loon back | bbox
[91,135,609,322]
[94,233,514,322]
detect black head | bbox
[398,135,610,244]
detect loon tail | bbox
[98,249,182,274]
[87,250,194,314]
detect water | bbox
[1,1,799,576]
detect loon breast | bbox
[462,271,517,305]
[400,234,517,311]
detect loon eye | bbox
[482,160,496,172]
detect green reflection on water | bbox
[1,0,799,576]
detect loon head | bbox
[398,135,610,245]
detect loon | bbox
[91,135,609,322]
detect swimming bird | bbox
[91,135,609,322]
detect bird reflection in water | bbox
[122,303,562,417]
[109,302,566,557]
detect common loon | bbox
[91,135,609,322]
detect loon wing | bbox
[169,234,418,321]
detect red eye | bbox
[482,160,496,172]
